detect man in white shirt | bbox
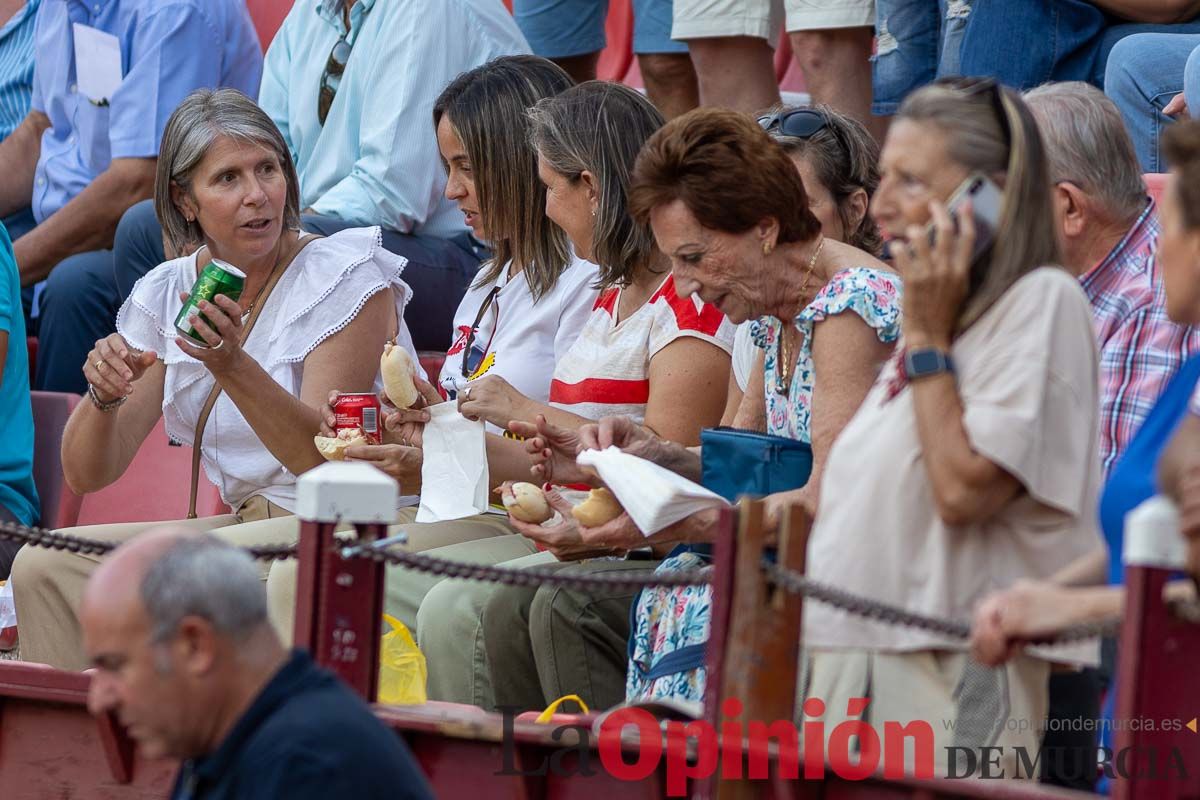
[112,0,531,351]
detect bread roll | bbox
[314,428,370,461]
[381,342,420,409]
[502,482,553,524]
[571,488,623,527]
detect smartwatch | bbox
[904,347,955,381]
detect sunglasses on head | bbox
[757,107,852,163]
[317,35,352,126]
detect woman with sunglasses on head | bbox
[483,106,901,713]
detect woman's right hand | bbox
[83,334,158,403]
[579,416,671,465]
[381,376,441,447]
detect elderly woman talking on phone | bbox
[12,88,417,671]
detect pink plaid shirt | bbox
[1080,199,1200,477]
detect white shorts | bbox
[672,0,874,41]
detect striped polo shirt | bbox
[0,0,37,141]
[549,273,735,423]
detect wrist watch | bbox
[904,347,955,382]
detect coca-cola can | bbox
[333,393,381,444]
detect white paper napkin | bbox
[415,402,489,522]
[575,447,730,535]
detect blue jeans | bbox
[514,0,686,57]
[34,247,119,393]
[1105,33,1200,173]
[874,0,1200,116]
[112,199,484,353]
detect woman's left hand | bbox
[174,291,249,375]
[505,488,620,561]
[895,200,976,348]
[458,374,532,429]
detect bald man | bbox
[80,527,432,800]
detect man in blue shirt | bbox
[3,0,262,393]
[81,529,433,800]
[0,219,38,580]
[113,0,531,352]
[0,0,41,246]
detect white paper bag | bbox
[415,402,489,522]
[0,580,15,629]
[575,447,730,535]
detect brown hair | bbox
[527,81,665,288]
[1163,120,1200,230]
[433,56,574,300]
[629,108,821,245]
[766,104,883,256]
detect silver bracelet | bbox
[87,383,127,412]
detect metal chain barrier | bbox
[0,519,1131,644]
[340,542,713,591]
[762,562,1123,644]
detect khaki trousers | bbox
[264,506,521,639]
[802,649,1050,779]
[481,556,661,713]
[11,495,290,671]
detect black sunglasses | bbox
[460,285,501,379]
[317,35,351,126]
[757,108,852,163]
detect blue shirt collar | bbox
[316,0,376,27]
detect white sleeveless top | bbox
[116,227,417,513]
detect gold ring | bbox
[95,360,105,371]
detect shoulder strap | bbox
[188,235,323,518]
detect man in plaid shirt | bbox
[1023,82,1200,793]
[1028,83,1200,479]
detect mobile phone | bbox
[930,173,1004,264]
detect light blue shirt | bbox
[30,0,263,224]
[0,221,37,525]
[259,0,530,237]
[0,0,39,142]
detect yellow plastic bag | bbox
[378,614,427,705]
[535,694,589,723]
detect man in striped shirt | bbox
[0,0,39,242]
[1028,83,1200,480]
[1024,81,1200,792]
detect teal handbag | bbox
[699,426,812,502]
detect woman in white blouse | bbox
[13,89,417,670]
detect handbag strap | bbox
[187,234,321,518]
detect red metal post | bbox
[1113,498,1200,800]
[293,520,386,702]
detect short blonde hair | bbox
[155,89,301,256]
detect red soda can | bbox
[333,393,381,444]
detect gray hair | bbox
[140,534,269,645]
[155,88,301,256]
[528,81,665,288]
[1024,82,1146,224]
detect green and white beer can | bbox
[174,259,246,346]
